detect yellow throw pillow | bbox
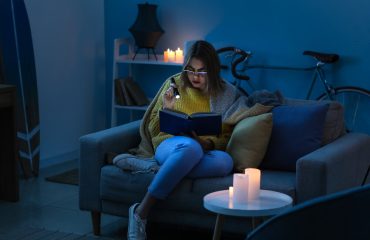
[226,113,273,172]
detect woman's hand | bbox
[162,86,176,109]
[190,131,214,151]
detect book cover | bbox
[114,78,126,105]
[159,109,222,136]
[123,77,150,106]
[119,78,135,106]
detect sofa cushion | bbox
[100,165,199,212]
[261,103,329,171]
[100,165,297,214]
[226,113,273,172]
[284,99,345,145]
[321,101,346,144]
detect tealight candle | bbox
[245,168,261,200]
[229,186,234,199]
[163,48,170,62]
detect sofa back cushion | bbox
[284,99,345,145]
[260,103,329,171]
[226,113,273,172]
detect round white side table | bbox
[203,189,293,240]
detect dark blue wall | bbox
[105,0,370,125]
[26,1,105,167]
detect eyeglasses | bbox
[183,69,208,77]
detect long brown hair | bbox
[180,40,224,96]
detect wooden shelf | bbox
[116,54,183,66]
[111,37,182,126]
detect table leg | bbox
[212,214,224,240]
[252,217,265,229]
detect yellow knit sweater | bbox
[148,76,233,151]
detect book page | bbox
[161,108,189,119]
[190,112,220,118]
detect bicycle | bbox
[216,47,370,135]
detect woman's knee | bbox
[173,137,203,160]
[155,136,203,164]
[187,150,233,178]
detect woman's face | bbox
[185,58,208,92]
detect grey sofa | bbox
[79,99,370,235]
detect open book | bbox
[159,109,222,136]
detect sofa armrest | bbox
[296,133,370,203]
[79,120,141,211]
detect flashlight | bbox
[171,77,180,99]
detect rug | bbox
[45,168,79,185]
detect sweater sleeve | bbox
[148,80,173,151]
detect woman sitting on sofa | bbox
[127,40,271,240]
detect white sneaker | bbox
[127,203,147,240]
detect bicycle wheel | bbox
[317,86,370,135]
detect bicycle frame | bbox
[240,60,335,100]
[305,62,335,100]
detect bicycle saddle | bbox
[303,50,339,63]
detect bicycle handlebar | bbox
[217,47,340,82]
[217,47,251,80]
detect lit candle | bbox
[175,47,184,63]
[228,197,234,208]
[163,48,170,62]
[245,168,261,200]
[168,50,175,62]
[228,186,234,208]
[233,173,249,204]
[229,186,234,199]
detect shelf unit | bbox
[111,38,182,127]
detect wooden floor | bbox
[0,227,115,240]
[0,160,245,240]
[0,160,124,240]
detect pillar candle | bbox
[175,47,184,63]
[168,50,175,62]
[163,48,170,62]
[245,168,261,200]
[233,173,249,204]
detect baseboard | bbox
[40,150,78,169]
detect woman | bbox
[127,40,268,240]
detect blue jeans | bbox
[148,136,233,199]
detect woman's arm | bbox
[148,80,173,150]
[202,124,234,151]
